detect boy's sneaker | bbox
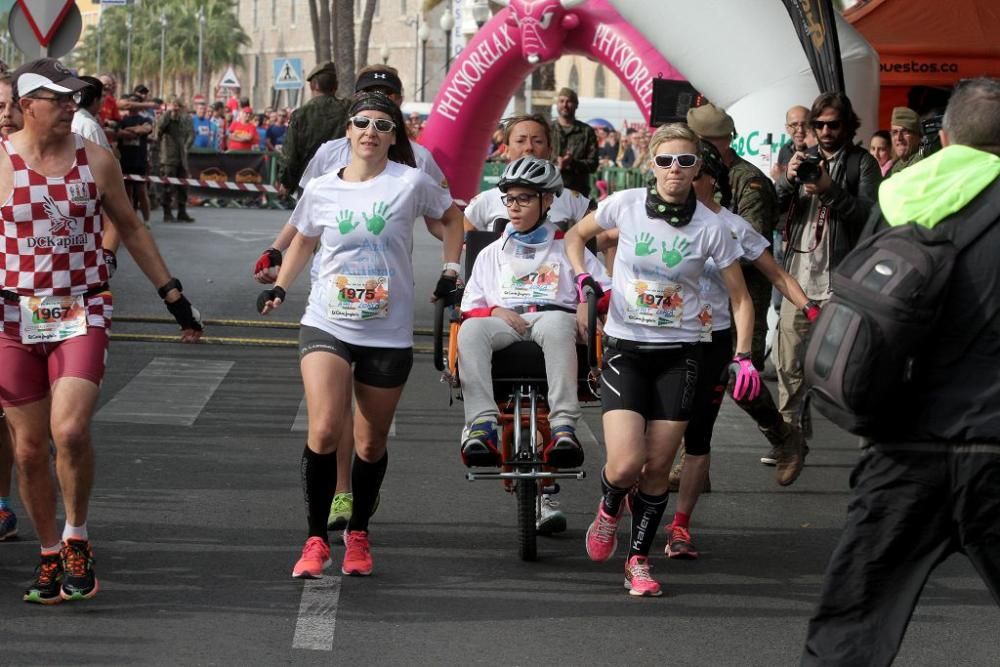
[536,495,567,536]
[664,523,700,560]
[542,426,584,468]
[342,530,373,576]
[327,492,353,531]
[585,503,621,562]
[0,507,17,540]
[59,539,99,601]
[461,419,501,467]
[292,536,331,579]
[23,553,63,605]
[624,555,662,597]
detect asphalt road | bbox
[1,208,995,666]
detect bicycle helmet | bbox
[498,156,564,196]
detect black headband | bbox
[349,92,398,117]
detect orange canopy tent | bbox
[846,0,1000,127]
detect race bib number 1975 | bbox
[327,274,390,321]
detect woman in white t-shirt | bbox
[663,139,819,562]
[564,123,760,597]
[257,93,464,580]
[464,114,592,233]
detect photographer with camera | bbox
[774,91,881,435]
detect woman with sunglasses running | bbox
[257,92,464,578]
[565,123,759,596]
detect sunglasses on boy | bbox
[349,115,396,133]
[653,153,699,169]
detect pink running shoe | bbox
[342,530,373,576]
[585,504,621,562]
[624,555,662,597]
[292,536,331,579]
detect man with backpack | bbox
[801,77,1000,667]
[774,92,881,436]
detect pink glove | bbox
[728,353,760,401]
[575,272,604,303]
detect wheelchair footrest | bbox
[465,471,586,481]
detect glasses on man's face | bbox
[810,119,842,131]
[653,153,699,169]
[501,193,540,208]
[30,91,81,106]
[349,115,396,133]
[786,121,808,131]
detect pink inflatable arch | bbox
[420,0,684,204]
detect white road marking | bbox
[292,575,341,651]
[578,419,600,450]
[292,395,395,436]
[95,357,233,426]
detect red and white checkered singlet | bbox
[0,135,112,337]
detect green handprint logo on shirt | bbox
[634,232,657,257]
[363,202,390,236]
[661,237,691,268]
[337,210,360,235]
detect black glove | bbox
[102,249,117,279]
[433,274,460,307]
[165,295,203,331]
[256,286,286,314]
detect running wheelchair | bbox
[434,226,601,561]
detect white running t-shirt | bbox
[464,186,591,231]
[291,161,453,348]
[299,137,447,190]
[595,188,742,343]
[698,208,771,340]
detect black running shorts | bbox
[599,340,700,421]
[298,325,413,388]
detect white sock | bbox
[41,543,61,556]
[62,522,88,542]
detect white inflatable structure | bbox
[609,0,880,174]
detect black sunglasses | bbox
[653,153,699,169]
[348,115,396,133]
[810,119,842,131]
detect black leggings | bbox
[684,329,732,456]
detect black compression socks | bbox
[628,489,670,558]
[301,446,338,541]
[348,451,388,533]
[600,468,630,518]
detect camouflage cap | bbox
[687,103,735,138]
[890,106,921,134]
[307,61,337,82]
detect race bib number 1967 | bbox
[327,274,389,321]
[19,295,88,344]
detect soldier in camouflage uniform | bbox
[686,103,806,473]
[157,95,195,222]
[278,61,350,193]
[550,87,598,197]
[887,106,922,176]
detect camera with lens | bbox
[797,154,823,184]
[919,113,944,159]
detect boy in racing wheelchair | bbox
[456,157,611,526]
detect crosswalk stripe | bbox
[94,357,234,426]
[292,575,341,651]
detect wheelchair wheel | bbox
[515,428,538,562]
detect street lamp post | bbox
[197,7,206,97]
[418,19,430,102]
[125,6,134,92]
[440,8,455,72]
[96,8,102,73]
[159,13,168,97]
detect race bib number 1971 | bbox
[624,279,684,328]
[19,295,88,344]
[327,274,389,321]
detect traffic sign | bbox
[8,1,82,59]
[272,58,304,91]
[218,66,242,89]
[16,0,75,47]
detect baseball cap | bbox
[307,61,337,82]
[686,103,735,138]
[890,107,921,135]
[12,58,89,100]
[355,70,402,96]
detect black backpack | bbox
[802,178,1000,438]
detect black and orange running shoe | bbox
[60,539,99,601]
[23,553,64,605]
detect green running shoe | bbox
[327,492,353,531]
